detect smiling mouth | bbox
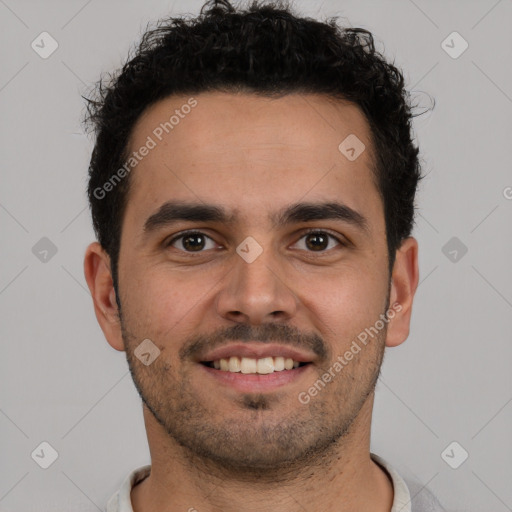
[201,356,310,375]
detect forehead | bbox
[123,92,383,234]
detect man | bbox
[83,1,445,510]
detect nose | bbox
[215,242,298,325]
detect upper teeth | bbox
[213,356,300,374]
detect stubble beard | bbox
[120,316,386,480]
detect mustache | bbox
[179,322,329,361]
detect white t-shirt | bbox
[105,453,445,512]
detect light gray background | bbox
[1,0,511,511]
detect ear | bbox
[385,237,419,348]
[83,242,125,351]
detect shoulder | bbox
[403,478,447,512]
[370,453,446,512]
[105,465,151,512]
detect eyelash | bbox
[164,229,346,254]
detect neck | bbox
[131,394,394,512]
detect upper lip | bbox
[197,343,316,363]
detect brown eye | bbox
[305,232,329,251]
[166,231,217,252]
[293,230,344,252]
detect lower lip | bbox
[200,364,312,393]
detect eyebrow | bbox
[143,200,370,235]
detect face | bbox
[89,92,414,472]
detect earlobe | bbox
[385,237,419,348]
[83,242,125,352]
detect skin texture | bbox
[84,92,419,512]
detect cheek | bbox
[121,266,203,338]
[304,268,386,344]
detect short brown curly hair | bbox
[83,0,427,297]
